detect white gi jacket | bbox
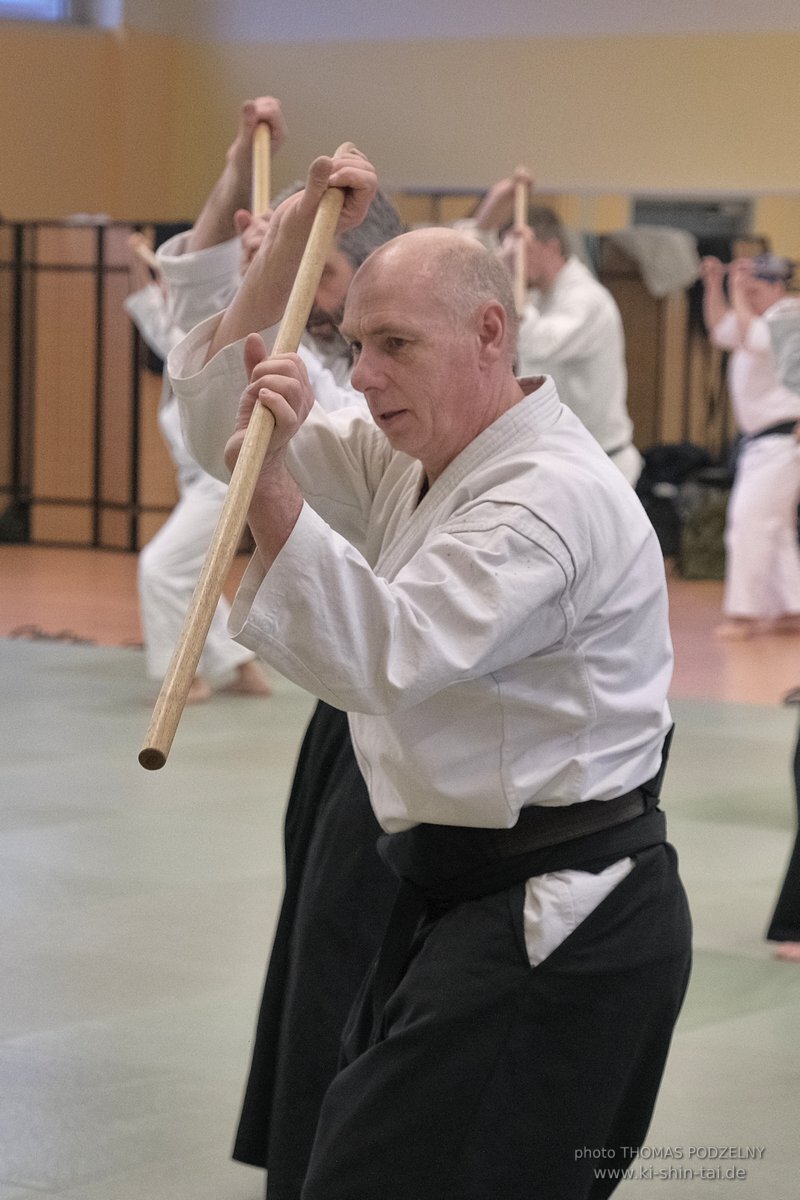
[712,307,800,433]
[711,306,800,620]
[766,297,800,396]
[157,232,241,338]
[516,257,636,469]
[169,323,673,835]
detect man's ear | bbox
[477,301,507,362]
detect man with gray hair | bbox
[172,149,691,1199]
[161,110,403,1199]
[463,174,642,486]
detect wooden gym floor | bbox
[1,542,798,705]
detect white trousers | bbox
[138,471,255,683]
[724,434,800,619]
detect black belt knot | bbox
[369,729,674,1030]
[746,419,798,443]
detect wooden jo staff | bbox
[252,121,272,216]
[512,168,530,316]
[138,146,350,770]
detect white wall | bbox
[123,0,800,43]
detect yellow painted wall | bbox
[0,22,181,220]
[169,32,800,219]
[1,21,798,247]
[753,196,800,263]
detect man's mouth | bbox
[376,408,407,428]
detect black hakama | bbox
[232,700,398,1199]
[766,720,800,943]
[302,840,692,1200]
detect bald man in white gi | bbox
[461,174,641,487]
[170,149,691,1200]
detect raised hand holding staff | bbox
[138,143,377,769]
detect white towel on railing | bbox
[608,226,701,297]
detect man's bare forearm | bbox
[702,281,728,334]
[247,461,305,571]
[186,161,251,254]
[204,214,311,361]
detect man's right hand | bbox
[224,333,316,477]
[474,169,533,232]
[205,144,377,361]
[234,209,273,275]
[267,144,378,248]
[227,96,288,170]
[186,96,288,254]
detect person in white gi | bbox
[459,173,642,486]
[161,106,405,1200]
[170,147,691,1200]
[702,252,800,640]
[124,236,271,703]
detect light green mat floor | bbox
[1,639,799,1199]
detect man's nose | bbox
[351,349,380,392]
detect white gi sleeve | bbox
[743,315,772,355]
[710,309,742,351]
[230,499,576,714]
[518,285,610,364]
[168,314,366,484]
[156,232,241,340]
[123,284,184,360]
[766,298,800,394]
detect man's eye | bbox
[385,337,406,352]
[348,342,362,360]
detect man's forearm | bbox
[186,160,250,254]
[472,181,514,232]
[702,283,728,334]
[247,462,305,571]
[205,210,312,361]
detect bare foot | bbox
[224,660,272,698]
[773,942,800,963]
[186,675,212,705]
[713,618,758,641]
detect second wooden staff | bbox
[513,170,530,316]
[138,157,348,771]
[252,122,271,215]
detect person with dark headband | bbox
[701,251,800,640]
[173,150,691,1199]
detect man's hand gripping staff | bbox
[138,144,378,770]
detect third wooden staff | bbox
[513,170,530,316]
